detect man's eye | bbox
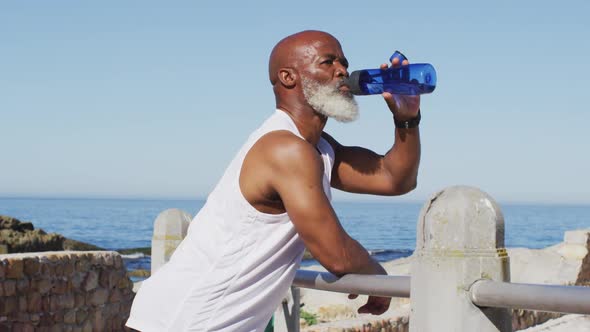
[321,60,333,65]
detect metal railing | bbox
[150,186,590,332]
[470,280,590,315]
[282,270,590,332]
[292,270,590,315]
[293,270,410,298]
[284,271,411,332]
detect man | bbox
[126,30,421,332]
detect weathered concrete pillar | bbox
[151,208,192,274]
[410,186,512,332]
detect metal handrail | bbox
[470,279,590,315]
[292,270,590,315]
[292,270,411,298]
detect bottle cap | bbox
[389,51,408,64]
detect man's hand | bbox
[380,56,421,122]
[348,294,391,315]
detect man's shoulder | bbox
[255,130,318,165]
[242,130,324,195]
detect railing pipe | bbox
[283,287,300,332]
[292,270,411,298]
[471,279,590,315]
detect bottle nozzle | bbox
[345,70,367,96]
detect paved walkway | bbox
[518,315,590,331]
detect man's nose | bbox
[335,63,349,78]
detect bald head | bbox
[268,30,342,85]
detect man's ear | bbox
[278,67,297,88]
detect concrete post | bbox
[410,186,512,332]
[151,208,192,274]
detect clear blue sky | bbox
[1,1,589,204]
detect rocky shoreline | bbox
[0,215,105,253]
[1,215,154,280]
[0,215,157,254]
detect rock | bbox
[0,216,33,232]
[87,288,109,306]
[517,314,590,331]
[82,271,99,291]
[0,215,64,253]
[127,269,150,278]
[63,239,104,251]
[0,228,64,253]
[116,247,151,256]
[0,215,150,280]
[508,229,590,285]
[0,215,104,253]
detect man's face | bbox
[297,36,359,122]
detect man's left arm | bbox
[326,57,422,196]
[323,116,420,196]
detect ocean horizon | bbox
[2,193,589,206]
[1,197,589,278]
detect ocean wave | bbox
[369,249,413,255]
[121,252,145,259]
[300,249,413,267]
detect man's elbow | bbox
[386,178,417,196]
[401,179,418,194]
[320,250,361,277]
[323,260,350,277]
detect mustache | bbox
[336,79,347,89]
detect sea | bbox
[1,198,589,281]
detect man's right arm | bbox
[263,132,385,277]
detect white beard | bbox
[301,77,359,123]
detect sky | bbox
[1,1,589,205]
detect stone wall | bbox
[0,251,134,331]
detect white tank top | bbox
[127,109,335,332]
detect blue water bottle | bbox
[346,51,437,96]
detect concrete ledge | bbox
[517,314,590,331]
